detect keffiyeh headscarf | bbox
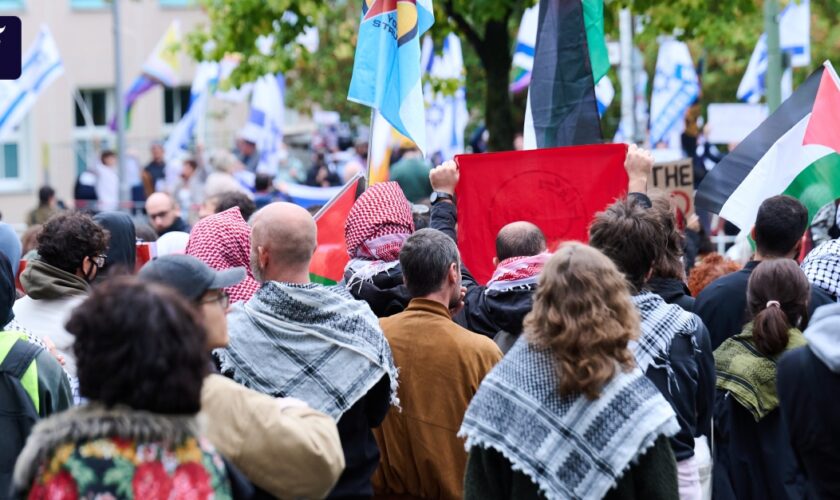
[186,207,260,303]
[801,238,840,300]
[631,290,699,373]
[344,182,414,282]
[485,253,551,293]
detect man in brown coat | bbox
[373,228,503,499]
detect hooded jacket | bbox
[777,303,840,499]
[94,212,136,278]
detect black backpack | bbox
[0,339,43,499]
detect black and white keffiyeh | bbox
[802,239,840,300]
[459,338,679,500]
[218,281,399,420]
[631,290,699,373]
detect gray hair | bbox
[399,228,460,297]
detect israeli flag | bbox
[421,34,469,162]
[164,61,219,161]
[242,73,285,176]
[0,25,64,141]
[649,39,700,148]
[510,5,539,93]
[595,74,614,116]
[737,0,810,103]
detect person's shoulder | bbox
[454,323,503,357]
[695,270,747,305]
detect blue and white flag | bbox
[510,5,539,93]
[649,39,700,148]
[421,34,469,162]
[737,0,810,103]
[164,61,218,160]
[0,25,63,140]
[241,73,285,176]
[348,0,434,156]
[285,182,343,209]
[595,74,614,116]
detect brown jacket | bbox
[373,299,503,499]
[201,374,345,499]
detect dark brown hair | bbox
[525,242,638,399]
[648,192,685,281]
[37,212,109,274]
[588,197,663,292]
[747,259,810,356]
[67,277,208,414]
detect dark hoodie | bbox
[647,276,695,312]
[94,212,136,278]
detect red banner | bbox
[455,144,628,284]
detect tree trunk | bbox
[476,21,515,152]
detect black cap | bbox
[138,254,245,301]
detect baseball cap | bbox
[138,254,246,301]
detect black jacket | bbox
[648,277,695,312]
[159,216,189,236]
[642,318,715,462]
[93,212,136,278]
[778,346,840,499]
[694,260,833,350]
[430,201,534,342]
[344,266,411,318]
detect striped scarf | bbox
[631,290,699,373]
[485,253,550,293]
[459,338,679,499]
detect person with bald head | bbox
[145,191,189,235]
[219,202,399,498]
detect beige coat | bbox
[201,374,345,499]
[373,299,503,499]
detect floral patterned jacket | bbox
[12,404,232,499]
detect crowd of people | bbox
[0,143,838,500]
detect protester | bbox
[646,194,695,311]
[200,194,221,219]
[13,212,109,382]
[215,190,257,221]
[142,142,168,198]
[26,186,59,226]
[186,207,260,303]
[220,202,399,497]
[139,255,346,498]
[778,302,840,498]
[713,259,809,499]
[800,237,840,301]
[133,221,158,242]
[0,222,22,277]
[206,149,250,199]
[146,191,190,236]
[695,195,833,350]
[344,182,415,317]
[155,231,190,256]
[173,157,205,216]
[687,253,741,297]
[306,152,341,187]
[590,196,714,500]
[20,225,41,260]
[0,252,72,497]
[93,212,136,279]
[389,143,433,203]
[12,278,236,498]
[235,134,260,173]
[95,150,120,212]
[461,243,680,499]
[373,228,502,498]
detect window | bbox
[0,0,24,11]
[70,0,107,9]
[163,85,191,125]
[159,0,196,7]
[0,117,31,192]
[73,88,114,175]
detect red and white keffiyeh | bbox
[345,182,415,262]
[186,207,260,303]
[485,253,551,293]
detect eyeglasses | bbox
[200,291,230,310]
[91,254,106,268]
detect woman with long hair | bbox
[461,242,679,499]
[13,277,234,499]
[713,259,810,499]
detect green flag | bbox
[582,0,609,83]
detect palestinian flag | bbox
[697,62,840,231]
[309,174,364,285]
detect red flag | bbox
[310,175,364,285]
[454,144,628,284]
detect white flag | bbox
[164,61,218,162]
[510,6,539,93]
[422,34,469,161]
[0,25,64,140]
[649,39,699,148]
[241,74,285,176]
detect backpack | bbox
[0,338,43,499]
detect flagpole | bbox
[618,8,636,143]
[765,0,782,112]
[365,108,376,188]
[112,0,128,208]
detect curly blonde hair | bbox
[524,242,639,400]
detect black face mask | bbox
[82,259,98,283]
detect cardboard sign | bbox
[648,159,695,220]
[707,103,768,145]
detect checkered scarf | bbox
[485,253,551,293]
[344,182,414,285]
[459,338,679,499]
[185,207,260,303]
[631,290,699,373]
[802,239,840,300]
[218,281,399,420]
